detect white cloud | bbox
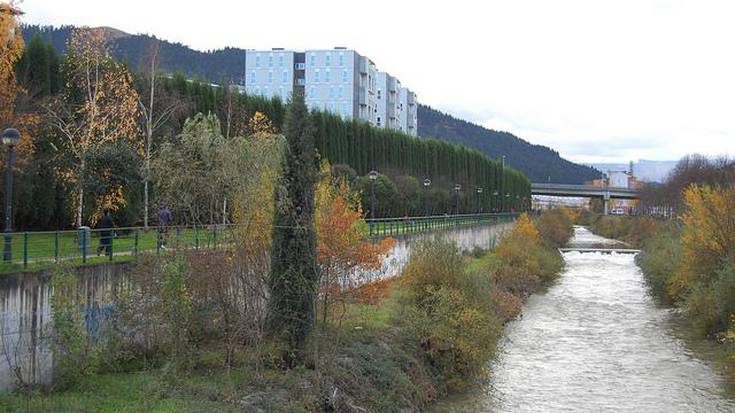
[19,0,735,163]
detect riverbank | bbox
[585,211,735,383]
[0,210,573,412]
[433,227,735,412]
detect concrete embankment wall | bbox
[0,220,513,391]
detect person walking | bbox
[96,209,115,257]
[157,204,173,249]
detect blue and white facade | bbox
[243,47,417,136]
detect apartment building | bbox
[375,72,401,130]
[243,47,417,135]
[399,87,418,136]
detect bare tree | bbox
[138,39,183,229]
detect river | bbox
[435,226,735,412]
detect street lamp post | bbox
[2,128,21,262]
[454,184,461,215]
[368,170,378,235]
[493,191,499,213]
[423,178,431,217]
[505,193,510,213]
[476,187,483,213]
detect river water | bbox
[435,226,735,412]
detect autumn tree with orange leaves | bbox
[46,27,140,227]
[315,162,396,326]
[0,3,37,155]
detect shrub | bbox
[492,214,544,294]
[637,229,681,302]
[536,207,574,248]
[400,238,501,390]
[51,267,100,390]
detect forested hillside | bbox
[22,24,598,184]
[418,105,600,184]
[22,24,247,83]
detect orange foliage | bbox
[316,162,396,323]
[0,2,37,160]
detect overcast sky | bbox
[19,0,735,163]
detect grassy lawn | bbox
[0,227,226,274]
[0,372,207,413]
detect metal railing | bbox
[365,212,518,237]
[0,213,519,272]
[0,224,232,271]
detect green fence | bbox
[0,225,230,272]
[366,213,518,237]
[0,213,518,272]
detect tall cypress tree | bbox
[267,92,319,360]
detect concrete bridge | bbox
[531,183,640,214]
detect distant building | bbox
[399,87,418,136]
[607,170,629,188]
[243,48,418,135]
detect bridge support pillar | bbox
[603,192,610,215]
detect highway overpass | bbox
[531,183,640,214]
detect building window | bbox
[338,86,343,98]
[250,70,256,84]
[268,71,273,84]
[377,116,381,126]
[338,53,344,66]
[279,55,284,67]
[282,70,288,83]
[325,69,331,82]
[310,53,316,66]
[342,69,348,83]
[268,55,274,67]
[329,87,335,98]
[377,89,381,99]
[314,69,320,83]
[325,54,331,66]
[341,102,348,117]
[255,54,260,68]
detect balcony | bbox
[294,63,306,70]
[358,87,369,105]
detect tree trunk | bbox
[222,197,227,225]
[76,158,85,227]
[76,186,84,228]
[143,178,149,229]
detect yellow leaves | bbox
[674,184,735,296]
[249,112,276,137]
[0,2,24,127]
[90,185,127,225]
[0,2,24,79]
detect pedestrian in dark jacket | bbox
[96,209,115,256]
[157,204,173,249]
